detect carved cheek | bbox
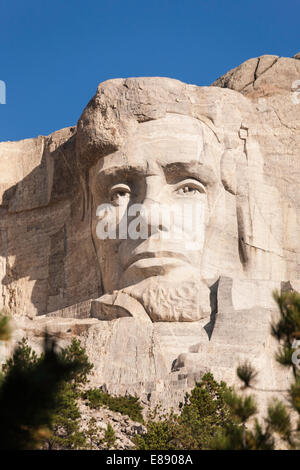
[181,199,207,252]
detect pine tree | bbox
[103,423,116,449]
[135,373,238,450]
[211,289,300,449]
[42,338,93,450]
[85,417,102,450]
[0,317,95,451]
[0,334,82,450]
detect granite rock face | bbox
[1,54,300,407]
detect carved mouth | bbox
[123,251,190,271]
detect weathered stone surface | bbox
[78,399,148,450]
[0,53,299,409]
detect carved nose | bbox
[139,198,169,236]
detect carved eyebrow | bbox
[163,161,218,185]
[97,165,145,179]
[96,161,218,187]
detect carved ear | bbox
[220,149,238,195]
[221,148,251,268]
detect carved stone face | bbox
[90,114,221,321]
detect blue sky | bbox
[0,0,299,141]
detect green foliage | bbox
[211,420,274,450]
[272,291,300,447]
[134,416,178,450]
[272,291,300,340]
[58,338,93,390]
[266,399,291,440]
[275,345,295,368]
[0,336,80,450]
[2,337,39,375]
[84,388,143,423]
[0,336,94,450]
[137,291,300,451]
[177,373,236,449]
[289,378,300,414]
[223,389,257,424]
[213,290,300,450]
[85,417,102,450]
[248,421,275,450]
[103,423,116,449]
[135,373,238,450]
[2,289,300,451]
[237,361,258,388]
[44,338,93,449]
[272,290,300,377]
[46,381,86,450]
[0,312,11,341]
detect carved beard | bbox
[124,278,211,322]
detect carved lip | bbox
[124,251,190,271]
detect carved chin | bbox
[126,279,211,322]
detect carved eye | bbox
[110,184,131,206]
[175,179,206,197]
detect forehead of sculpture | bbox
[94,114,221,181]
